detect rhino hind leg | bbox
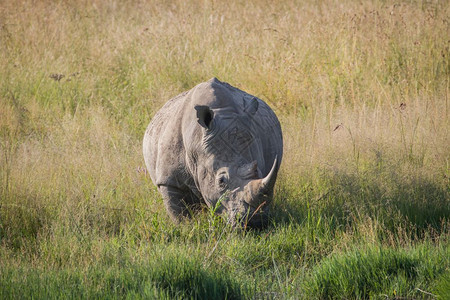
[158,185,201,221]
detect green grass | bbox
[1,0,449,298]
[302,245,449,299]
[0,249,247,299]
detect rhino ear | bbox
[195,105,214,129]
[243,96,259,115]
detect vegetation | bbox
[1,0,448,298]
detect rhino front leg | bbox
[158,185,199,222]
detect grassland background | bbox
[0,0,449,298]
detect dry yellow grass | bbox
[1,0,447,182]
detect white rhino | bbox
[143,78,283,228]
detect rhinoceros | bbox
[143,78,283,228]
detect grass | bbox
[303,244,449,298]
[0,248,247,299]
[0,0,449,298]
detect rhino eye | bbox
[217,175,228,189]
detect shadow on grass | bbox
[271,168,449,239]
[0,252,249,300]
[300,244,449,299]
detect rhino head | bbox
[210,157,279,229]
[186,81,280,228]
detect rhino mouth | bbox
[227,201,270,229]
[243,203,270,229]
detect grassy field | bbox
[0,0,449,298]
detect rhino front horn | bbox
[244,157,279,207]
[261,156,278,193]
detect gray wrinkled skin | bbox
[143,78,283,228]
